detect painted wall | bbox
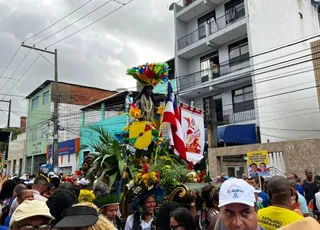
[248,0,320,142]
[8,133,26,176]
[26,84,52,158]
[153,80,177,94]
[79,114,128,167]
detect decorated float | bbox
[82,62,208,225]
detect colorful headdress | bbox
[127,63,169,87]
[94,193,123,208]
[93,182,123,208]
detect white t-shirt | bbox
[124,214,153,230]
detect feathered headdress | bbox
[127,63,169,87]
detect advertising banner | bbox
[247,150,270,177]
[180,106,204,163]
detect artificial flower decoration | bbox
[127,63,169,87]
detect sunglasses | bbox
[170,224,183,230]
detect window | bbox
[19,158,23,176]
[200,51,219,82]
[31,96,39,110]
[225,0,245,24]
[232,85,254,113]
[43,91,50,105]
[198,10,216,39]
[13,160,16,175]
[228,38,249,65]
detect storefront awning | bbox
[217,124,256,144]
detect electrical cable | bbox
[24,0,94,43]
[34,0,113,45]
[46,0,134,48]
[0,46,21,78]
[2,52,42,100]
[0,49,32,93]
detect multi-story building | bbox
[25,80,116,174]
[170,0,320,145]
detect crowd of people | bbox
[0,170,319,230]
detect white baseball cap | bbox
[10,200,54,227]
[219,178,256,208]
[77,178,89,186]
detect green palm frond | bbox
[84,123,126,188]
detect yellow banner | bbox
[247,150,270,177]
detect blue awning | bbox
[217,124,257,144]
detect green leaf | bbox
[100,153,114,167]
[97,168,108,182]
[108,172,118,188]
[113,140,121,160]
[118,159,125,175]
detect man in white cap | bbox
[9,200,54,230]
[218,178,263,230]
[77,178,95,203]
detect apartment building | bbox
[25,80,116,174]
[170,0,320,144]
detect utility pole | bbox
[0,99,12,170]
[53,49,59,173]
[21,44,59,173]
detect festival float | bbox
[82,62,208,225]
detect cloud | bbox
[0,0,174,127]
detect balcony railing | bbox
[204,109,255,126]
[177,26,206,50]
[221,109,255,124]
[178,57,250,91]
[177,5,246,50]
[209,5,245,35]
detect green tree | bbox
[0,127,24,152]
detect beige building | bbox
[8,132,26,176]
[208,138,320,180]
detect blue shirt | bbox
[296,184,304,196]
[258,191,271,208]
[0,226,8,230]
[297,193,309,214]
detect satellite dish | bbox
[169,3,176,11]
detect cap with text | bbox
[219,178,256,208]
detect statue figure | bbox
[134,86,159,122]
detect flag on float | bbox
[162,81,187,161]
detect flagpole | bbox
[154,81,170,163]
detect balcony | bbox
[176,0,215,22]
[178,57,250,92]
[177,5,247,58]
[220,109,255,124]
[207,5,246,45]
[204,108,255,127]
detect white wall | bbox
[248,0,320,142]
[58,153,77,173]
[8,133,26,175]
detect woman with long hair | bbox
[125,194,157,230]
[198,184,220,230]
[170,207,196,230]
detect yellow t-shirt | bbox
[78,189,96,203]
[258,206,304,230]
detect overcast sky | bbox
[0,0,175,128]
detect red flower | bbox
[142,163,149,174]
[188,162,194,170]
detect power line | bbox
[34,50,55,67]
[2,52,42,100]
[46,0,134,48]
[34,0,113,45]
[23,0,94,43]
[0,49,32,93]
[0,46,21,79]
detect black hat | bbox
[54,206,98,228]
